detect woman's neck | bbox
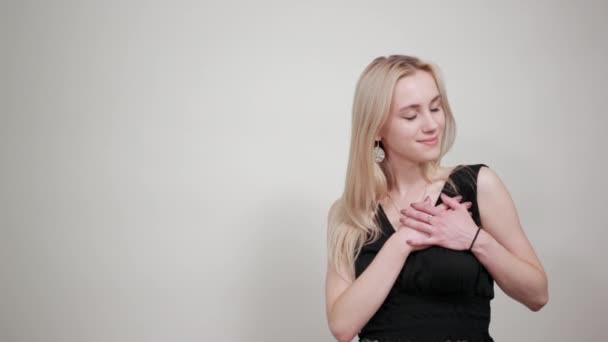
[386,160,440,202]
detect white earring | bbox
[373,141,385,163]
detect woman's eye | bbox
[404,115,417,121]
[430,107,441,112]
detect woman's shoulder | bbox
[328,197,343,219]
[474,164,508,198]
[447,163,491,178]
[432,164,485,183]
[327,197,349,232]
[453,163,490,171]
[438,163,491,196]
[448,163,507,201]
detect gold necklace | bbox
[386,183,429,215]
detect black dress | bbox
[354,164,495,342]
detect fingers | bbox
[418,200,472,214]
[439,193,467,211]
[405,195,472,222]
[407,200,444,216]
[406,239,422,246]
[400,216,434,235]
[410,194,468,213]
[438,201,472,211]
[407,236,436,247]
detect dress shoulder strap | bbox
[442,164,489,226]
[444,164,488,194]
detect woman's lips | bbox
[418,136,439,145]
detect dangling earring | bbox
[373,140,385,163]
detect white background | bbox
[2,0,607,341]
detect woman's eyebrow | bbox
[398,94,441,112]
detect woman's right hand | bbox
[392,196,473,254]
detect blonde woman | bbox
[325,55,548,342]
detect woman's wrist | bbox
[388,232,413,259]
[468,226,482,251]
[470,228,494,256]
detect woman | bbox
[325,55,548,342]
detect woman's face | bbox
[379,71,446,164]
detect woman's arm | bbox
[325,235,410,341]
[325,203,415,342]
[472,166,549,311]
[393,166,548,311]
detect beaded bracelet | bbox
[468,226,482,251]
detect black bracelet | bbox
[468,227,482,251]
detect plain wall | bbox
[2,0,607,341]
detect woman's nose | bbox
[423,111,439,131]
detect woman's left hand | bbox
[399,193,480,251]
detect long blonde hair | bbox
[327,55,458,281]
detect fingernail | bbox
[424,195,430,202]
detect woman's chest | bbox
[396,246,483,295]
